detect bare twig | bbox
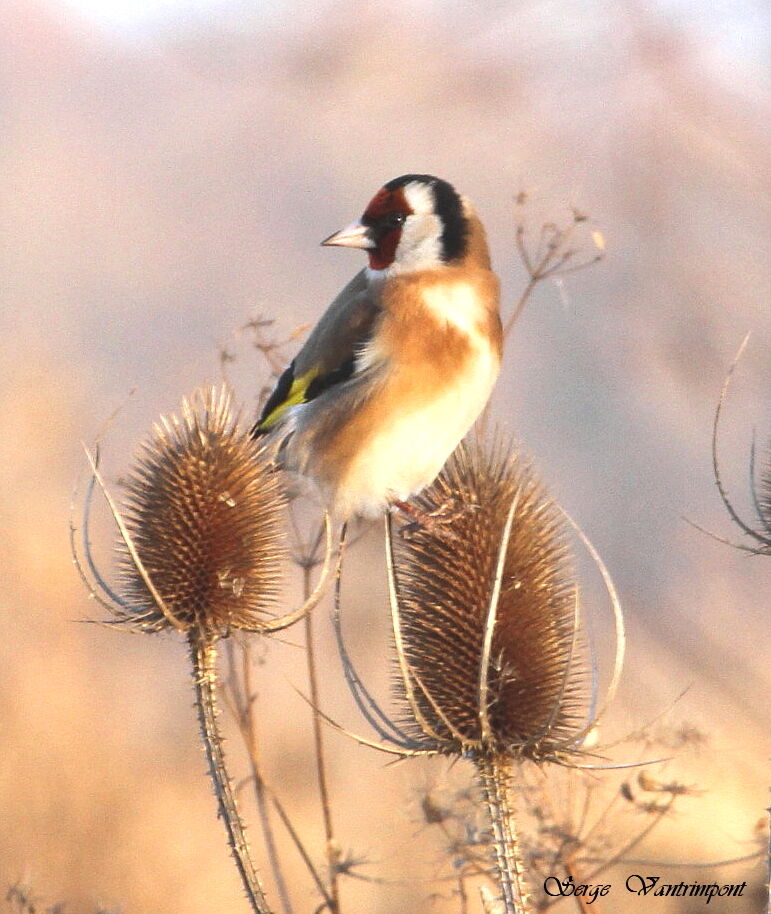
[564,857,603,914]
[581,796,675,883]
[766,803,771,914]
[231,640,295,914]
[305,529,344,914]
[269,786,335,910]
[711,334,758,542]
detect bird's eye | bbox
[384,212,406,229]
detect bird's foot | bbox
[392,498,475,541]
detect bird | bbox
[252,173,502,522]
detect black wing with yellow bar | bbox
[252,355,357,436]
[251,270,382,438]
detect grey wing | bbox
[253,270,382,435]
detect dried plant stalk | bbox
[73,385,335,914]
[505,194,605,339]
[191,636,270,914]
[477,755,531,913]
[766,807,771,914]
[382,437,597,914]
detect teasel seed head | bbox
[389,437,590,764]
[755,441,771,543]
[114,384,286,637]
[707,334,771,555]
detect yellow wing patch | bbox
[259,368,319,431]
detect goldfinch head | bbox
[322,174,471,275]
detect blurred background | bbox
[1,0,769,911]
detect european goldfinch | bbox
[253,174,502,520]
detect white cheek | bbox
[396,214,443,268]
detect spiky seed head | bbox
[756,442,771,541]
[115,385,286,637]
[392,438,589,763]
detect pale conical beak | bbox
[321,221,375,250]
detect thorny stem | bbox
[189,634,272,914]
[477,754,532,914]
[304,563,341,913]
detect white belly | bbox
[335,344,499,518]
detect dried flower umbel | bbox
[73,385,331,914]
[335,438,622,914]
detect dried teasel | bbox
[756,447,771,540]
[333,436,621,914]
[73,384,332,914]
[701,334,771,555]
[75,385,331,637]
[389,437,590,764]
[383,439,619,913]
[715,428,771,555]
[115,384,286,636]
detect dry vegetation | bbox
[61,204,766,913]
[2,1,769,912]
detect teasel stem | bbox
[476,754,531,914]
[189,632,272,914]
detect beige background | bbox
[1,0,769,911]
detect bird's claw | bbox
[393,497,478,541]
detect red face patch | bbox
[362,187,413,270]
